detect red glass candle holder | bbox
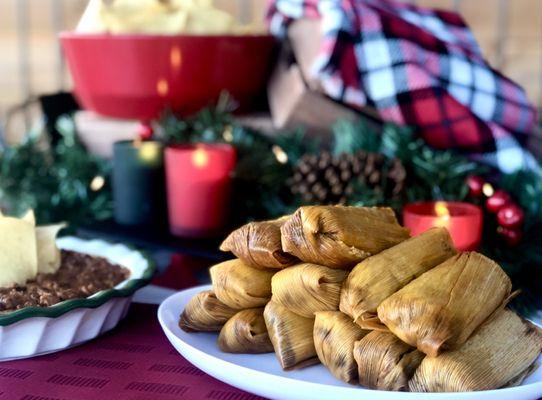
[403,201,483,251]
[165,143,236,238]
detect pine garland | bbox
[0,116,112,228]
[160,107,485,217]
[330,119,485,206]
[159,104,315,224]
[2,101,542,316]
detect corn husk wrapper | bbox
[340,227,456,329]
[378,252,512,357]
[179,290,238,332]
[0,213,38,287]
[271,263,347,318]
[354,331,424,391]
[36,223,66,274]
[264,301,319,370]
[218,308,274,354]
[281,206,409,269]
[314,311,369,383]
[210,259,275,309]
[220,217,297,269]
[409,309,542,392]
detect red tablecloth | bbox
[0,303,266,400]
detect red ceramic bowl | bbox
[60,33,277,119]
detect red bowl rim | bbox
[59,31,275,41]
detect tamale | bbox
[271,263,348,318]
[210,259,275,309]
[377,252,512,357]
[354,331,424,391]
[313,311,369,384]
[409,309,542,392]
[340,227,456,328]
[280,206,410,269]
[218,308,274,354]
[179,290,237,332]
[263,301,319,370]
[220,217,298,269]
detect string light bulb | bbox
[272,145,288,164]
[90,175,105,191]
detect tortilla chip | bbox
[21,209,35,226]
[36,223,66,274]
[0,216,37,287]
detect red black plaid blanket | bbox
[267,0,538,173]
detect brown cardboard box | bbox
[267,19,380,138]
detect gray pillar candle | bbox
[113,140,165,226]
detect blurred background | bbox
[0,0,541,143]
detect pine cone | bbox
[289,150,406,205]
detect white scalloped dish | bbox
[0,236,155,361]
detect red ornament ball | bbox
[498,227,523,247]
[137,122,154,140]
[497,203,525,229]
[485,190,511,213]
[466,175,485,197]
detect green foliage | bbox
[331,119,484,205]
[160,110,489,221]
[332,119,382,154]
[482,221,542,316]
[499,169,542,226]
[478,168,542,315]
[0,116,112,227]
[158,106,313,224]
[160,92,236,144]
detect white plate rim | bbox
[158,285,542,400]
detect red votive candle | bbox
[165,143,236,237]
[403,201,483,251]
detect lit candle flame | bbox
[192,147,209,168]
[139,142,160,163]
[434,201,450,227]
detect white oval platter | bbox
[158,285,542,400]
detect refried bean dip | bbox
[0,250,130,312]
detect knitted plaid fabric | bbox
[267,0,539,173]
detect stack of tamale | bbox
[179,206,405,367]
[340,227,456,329]
[178,205,542,393]
[179,218,288,354]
